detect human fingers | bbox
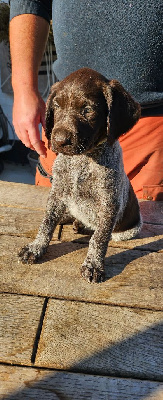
[19,132,35,151]
[27,125,47,157]
[12,89,47,155]
[15,124,47,157]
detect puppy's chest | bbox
[68,160,98,199]
[56,156,102,225]
[68,163,99,227]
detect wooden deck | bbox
[0,180,163,400]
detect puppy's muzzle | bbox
[54,130,72,147]
[51,129,73,153]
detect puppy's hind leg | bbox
[19,191,66,264]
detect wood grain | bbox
[60,222,163,251]
[0,181,162,224]
[0,294,44,365]
[0,181,162,248]
[0,206,59,239]
[1,206,162,250]
[0,365,163,400]
[0,182,163,395]
[35,299,163,380]
[0,235,162,310]
[0,181,48,210]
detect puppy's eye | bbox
[81,106,94,118]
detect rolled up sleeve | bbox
[10,0,52,24]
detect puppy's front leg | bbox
[81,206,117,283]
[19,189,65,264]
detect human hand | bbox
[12,88,47,157]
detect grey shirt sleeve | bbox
[10,0,52,24]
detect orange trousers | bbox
[36,116,163,200]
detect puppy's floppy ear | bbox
[103,80,141,144]
[45,82,60,143]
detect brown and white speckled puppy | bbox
[19,68,142,283]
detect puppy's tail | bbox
[111,215,143,242]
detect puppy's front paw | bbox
[80,261,105,283]
[18,242,46,264]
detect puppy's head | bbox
[46,68,141,155]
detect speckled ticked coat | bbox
[19,68,142,283]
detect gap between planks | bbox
[31,297,49,364]
[0,362,163,383]
[1,291,163,312]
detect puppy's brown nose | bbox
[54,131,72,147]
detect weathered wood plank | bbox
[0,181,162,252]
[0,181,49,210]
[1,205,162,253]
[0,207,43,238]
[60,222,163,251]
[0,294,44,365]
[0,365,163,400]
[0,181,162,237]
[0,206,59,239]
[35,299,163,380]
[1,181,162,224]
[0,235,162,310]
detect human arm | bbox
[9,13,50,156]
